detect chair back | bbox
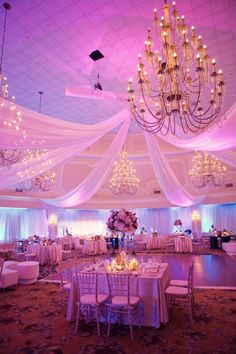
[0,258,3,280]
[107,272,131,304]
[57,260,73,285]
[187,262,194,295]
[75,271,98,303]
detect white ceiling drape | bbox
[42,117,131,207]
[1,99,235,207]
[144,132,206,207]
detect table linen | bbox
[27,244,62,265]
[82,239,107,255]
[146,235,166,250]
[66,262,169,328]
[174,237,193,253]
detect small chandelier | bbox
[17,170,56,192]
[0,3,24,166]
[16,149,56,192]
[110,150,140,195]
[128,1,225,135]
[189,151,227,188]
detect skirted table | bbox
[82,239,107,255]
[66,263,169,328]
[174,236,193,253]
[27,244,62,265]
[146,235,166,250]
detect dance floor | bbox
[157,254,236,289]
[43,252,236,289]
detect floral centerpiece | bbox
[174,219,182,226]
[107,208,138,234]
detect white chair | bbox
[169,259,195,288]
[74,271,108,336]
[106,272,141,340]
[56,261,72,311]
[165,262,195,325]
[0,258,19,290]
[62,238,72,260]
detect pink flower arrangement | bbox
[174,219,182,226]
[107,209,138,234]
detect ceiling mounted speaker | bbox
[89,50,104,61]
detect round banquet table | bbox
[82,239,107,255]
[27,244,62,265]
[174,236,193,253]
[146,235,166,250]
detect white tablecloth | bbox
[82,240,107,255]
[66,263,169,328]
[146,236,166,250]
[27,244,62,265]
[174,237,193,253]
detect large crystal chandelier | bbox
[128,1,225,135]
[110,150,140,195]
[0,3,24,166]
[16,149,56,192]
[189,151,227,188]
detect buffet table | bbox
[27,244,62,265]
[174,237,193,253]
[66,262,169,328]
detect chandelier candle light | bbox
[128,1,225,135]
[110,150,140,196]
[16,149,56,192]
[189,151,227,188]
[0,3,25,166]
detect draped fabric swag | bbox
[144,131,206,207]
[0,99,236,207]
[42,117,130,207]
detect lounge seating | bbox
[222,241,236,256]
[0,259,19,289]
[17,261,39,284]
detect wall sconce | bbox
[49,215,57,225]
[192,210,200,221]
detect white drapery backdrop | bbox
[1,204,236,242]
[0,208,47,241]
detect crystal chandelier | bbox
[0,3,24,166]
[16,149,56,192]
[128,1,225,135]
[110,150,140,195]
[189,151,227,188]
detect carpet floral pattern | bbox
[0,282,236,354]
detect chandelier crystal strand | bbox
[0,3,24,166]
[15,90,56,192]
[16,148,56,192]
[128,1,225,135]
[189,151,227,188]
[110,150,140,195]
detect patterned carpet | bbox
[0,282,236,354]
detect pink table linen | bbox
[27,244,62,265]
[146,235,166,250]
[174,237,193,253]
[66,263,169,328]
[82,240,107,255]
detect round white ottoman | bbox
[3,260,19,270]
[17,261,39,285]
